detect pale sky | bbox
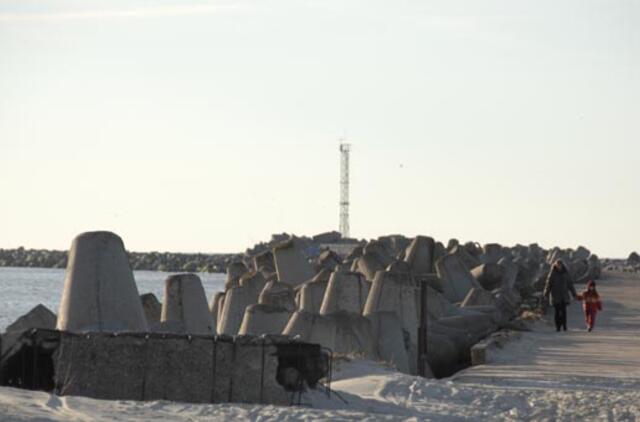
[0,0,638,257]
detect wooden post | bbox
[417,276,429,377]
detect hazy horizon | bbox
[1,0,638,258]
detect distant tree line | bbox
[0,247,235,273]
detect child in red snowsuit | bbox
[576,280,602,332]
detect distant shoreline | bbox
[0,247,236,274]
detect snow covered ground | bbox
[1,271,638,421]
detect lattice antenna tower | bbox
[339,142,351,238]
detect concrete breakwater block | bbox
[259,281,296,311]
[140,294,162,325]
[451,245,481,271]
[493,287,522,318]
[217,270,269,335]
[283,311,334,348]
[434,242,447,264]
[404,236,436,275]
[436,253,482,303]
[497,257,519,289]
[572,246,591,261]
[425,285,459,319]
[447,238,460,252]
[363,271,419,341]
[363,270,419,373]
[283,311,376,358]
[424,285,498,349]
[226,262,249,289]
[253,250,275,273]
[436,314,496,345]
[56,231,148,333]
[471,263,505,291]
[314,250,342,272]
[209,292,225,330]
[238,304,292,335]
[298,272,331,315]
[356,252,385,282]
[363,241,394,268]
[6,304,56,333]
[239,270,268,294]
[377,235,411,258]
[274,240,315,287]
[481,243,505,264]
[218,287,254,335]
[319,272,370,315]
[161,273,214,335]
[366,311,411,374]
[471,330,522,366]
[462,287,496,308]
[329,312,376,358]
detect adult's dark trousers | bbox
[554,302,568,331]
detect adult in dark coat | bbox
[543,260,578,331]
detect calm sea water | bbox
[0,267,226,332]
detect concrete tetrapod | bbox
[425,285,498,343]
[314,250,342,272]
[482,243,505,264]
[363,241,394,268]
[56,231,148,333]
[298,271,331,314]
[238,304,292,335]
[253,250,275,273]
[239,270,268,294]
[451,244,482,271]
[497,257,519,290]
[273,240,315,287]
[403,236,436,275]
[356,252,386,282]
[217,271,266,335]
[433,242,447,265]
[319,272,370,315]
[283,311,335,349]
[161,273,214,335]
[572,246,591,261]
[363,270,420,374]
[436,253,482,304]
[461,287,496,308]
[140,293,162,326]
[283,311,376,358]
[329,312,377,358]
[470,263,505,291]
[218,287,258,335]
[366,311,412,374]
[259,281,296,311]
[377,235,411,259]
[226,262,249,289]
[215,293,226,327]
[208,292,225,331]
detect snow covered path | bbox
[454,270,640,387]
[1,271,639,421]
